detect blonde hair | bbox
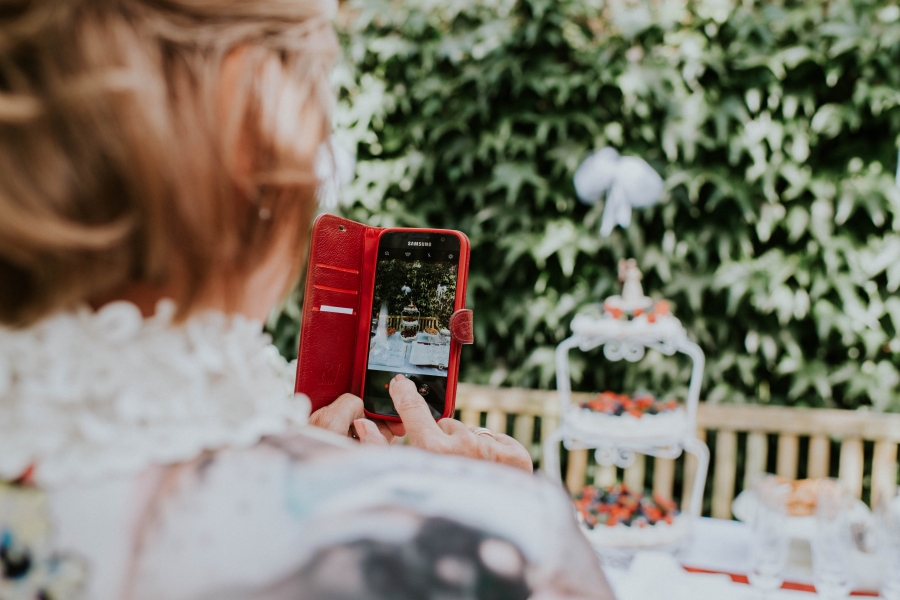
[0,0,338,325]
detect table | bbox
[368,332,449,377]
[602,518,880,599]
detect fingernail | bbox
[353,419,367,442]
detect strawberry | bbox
[572,483,680,532]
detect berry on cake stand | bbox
[400,303,420,342]
[542,259,710,558]
[573,483,690,549]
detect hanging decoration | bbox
[573,147,665,236]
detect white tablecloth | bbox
[368,332,448,376]
[408,339,450,367]
[603,518,880,599]
[680,517,811,577]
[604,550,813,600]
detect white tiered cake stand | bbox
[543,299,710,554]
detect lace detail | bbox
[0,301,309,487]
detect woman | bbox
[0,1,612,598]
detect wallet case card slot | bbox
[299,307,359,409]
[313,284,357,295]
[317,305,354,315]
[309,264,360,292]
[315,262,359,275]
[308,288,361,314]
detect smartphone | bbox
[360,229,469,421]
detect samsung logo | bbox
[407,241,431,246]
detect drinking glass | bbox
[747,476,790,598]
[811,479,853,599]
[876,486,900,600]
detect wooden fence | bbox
[385,316,439,332]
[455,384,900,517]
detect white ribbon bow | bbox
[573,147,665,236]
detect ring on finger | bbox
[471,426,494,438]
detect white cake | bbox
[572,311,684,341]
[573,484,689,549]
[566,405,687,443]
[580,513,690,548]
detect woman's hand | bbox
[362,375,533,472]
[308,394,405,444]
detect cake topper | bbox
[573,147,665,236]
[603,258,653,312]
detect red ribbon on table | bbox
[683,566,878,597]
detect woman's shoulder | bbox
[2,431,609,600]
[0,427,350,600]
[126,435,610,600]
[0,302,310,488]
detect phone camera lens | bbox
[440,237,445,242]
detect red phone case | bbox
[294,214,471,421]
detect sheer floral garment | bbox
[0,303,612,600]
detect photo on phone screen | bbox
[363,231,461,418]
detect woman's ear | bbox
[209,47,291,320]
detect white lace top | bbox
[0,303,612,600]
[0,301,309,487]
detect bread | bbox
[785,478,820,517]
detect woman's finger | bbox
[438,418,471,435]
[308,394,365,436]
[385,421,407,438]
[353,419,390,446]
[470,430,533,472]
[388,375,446,448]
[374,420,398,444]
[488,439,533,472]
[490,432,520,446]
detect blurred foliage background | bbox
[270,0,900,411]
[372,259,459,327]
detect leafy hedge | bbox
[372,259,459,329]
[271,0,900,411]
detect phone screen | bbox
[363,231,462,418]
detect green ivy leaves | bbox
[269,0,900,412]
